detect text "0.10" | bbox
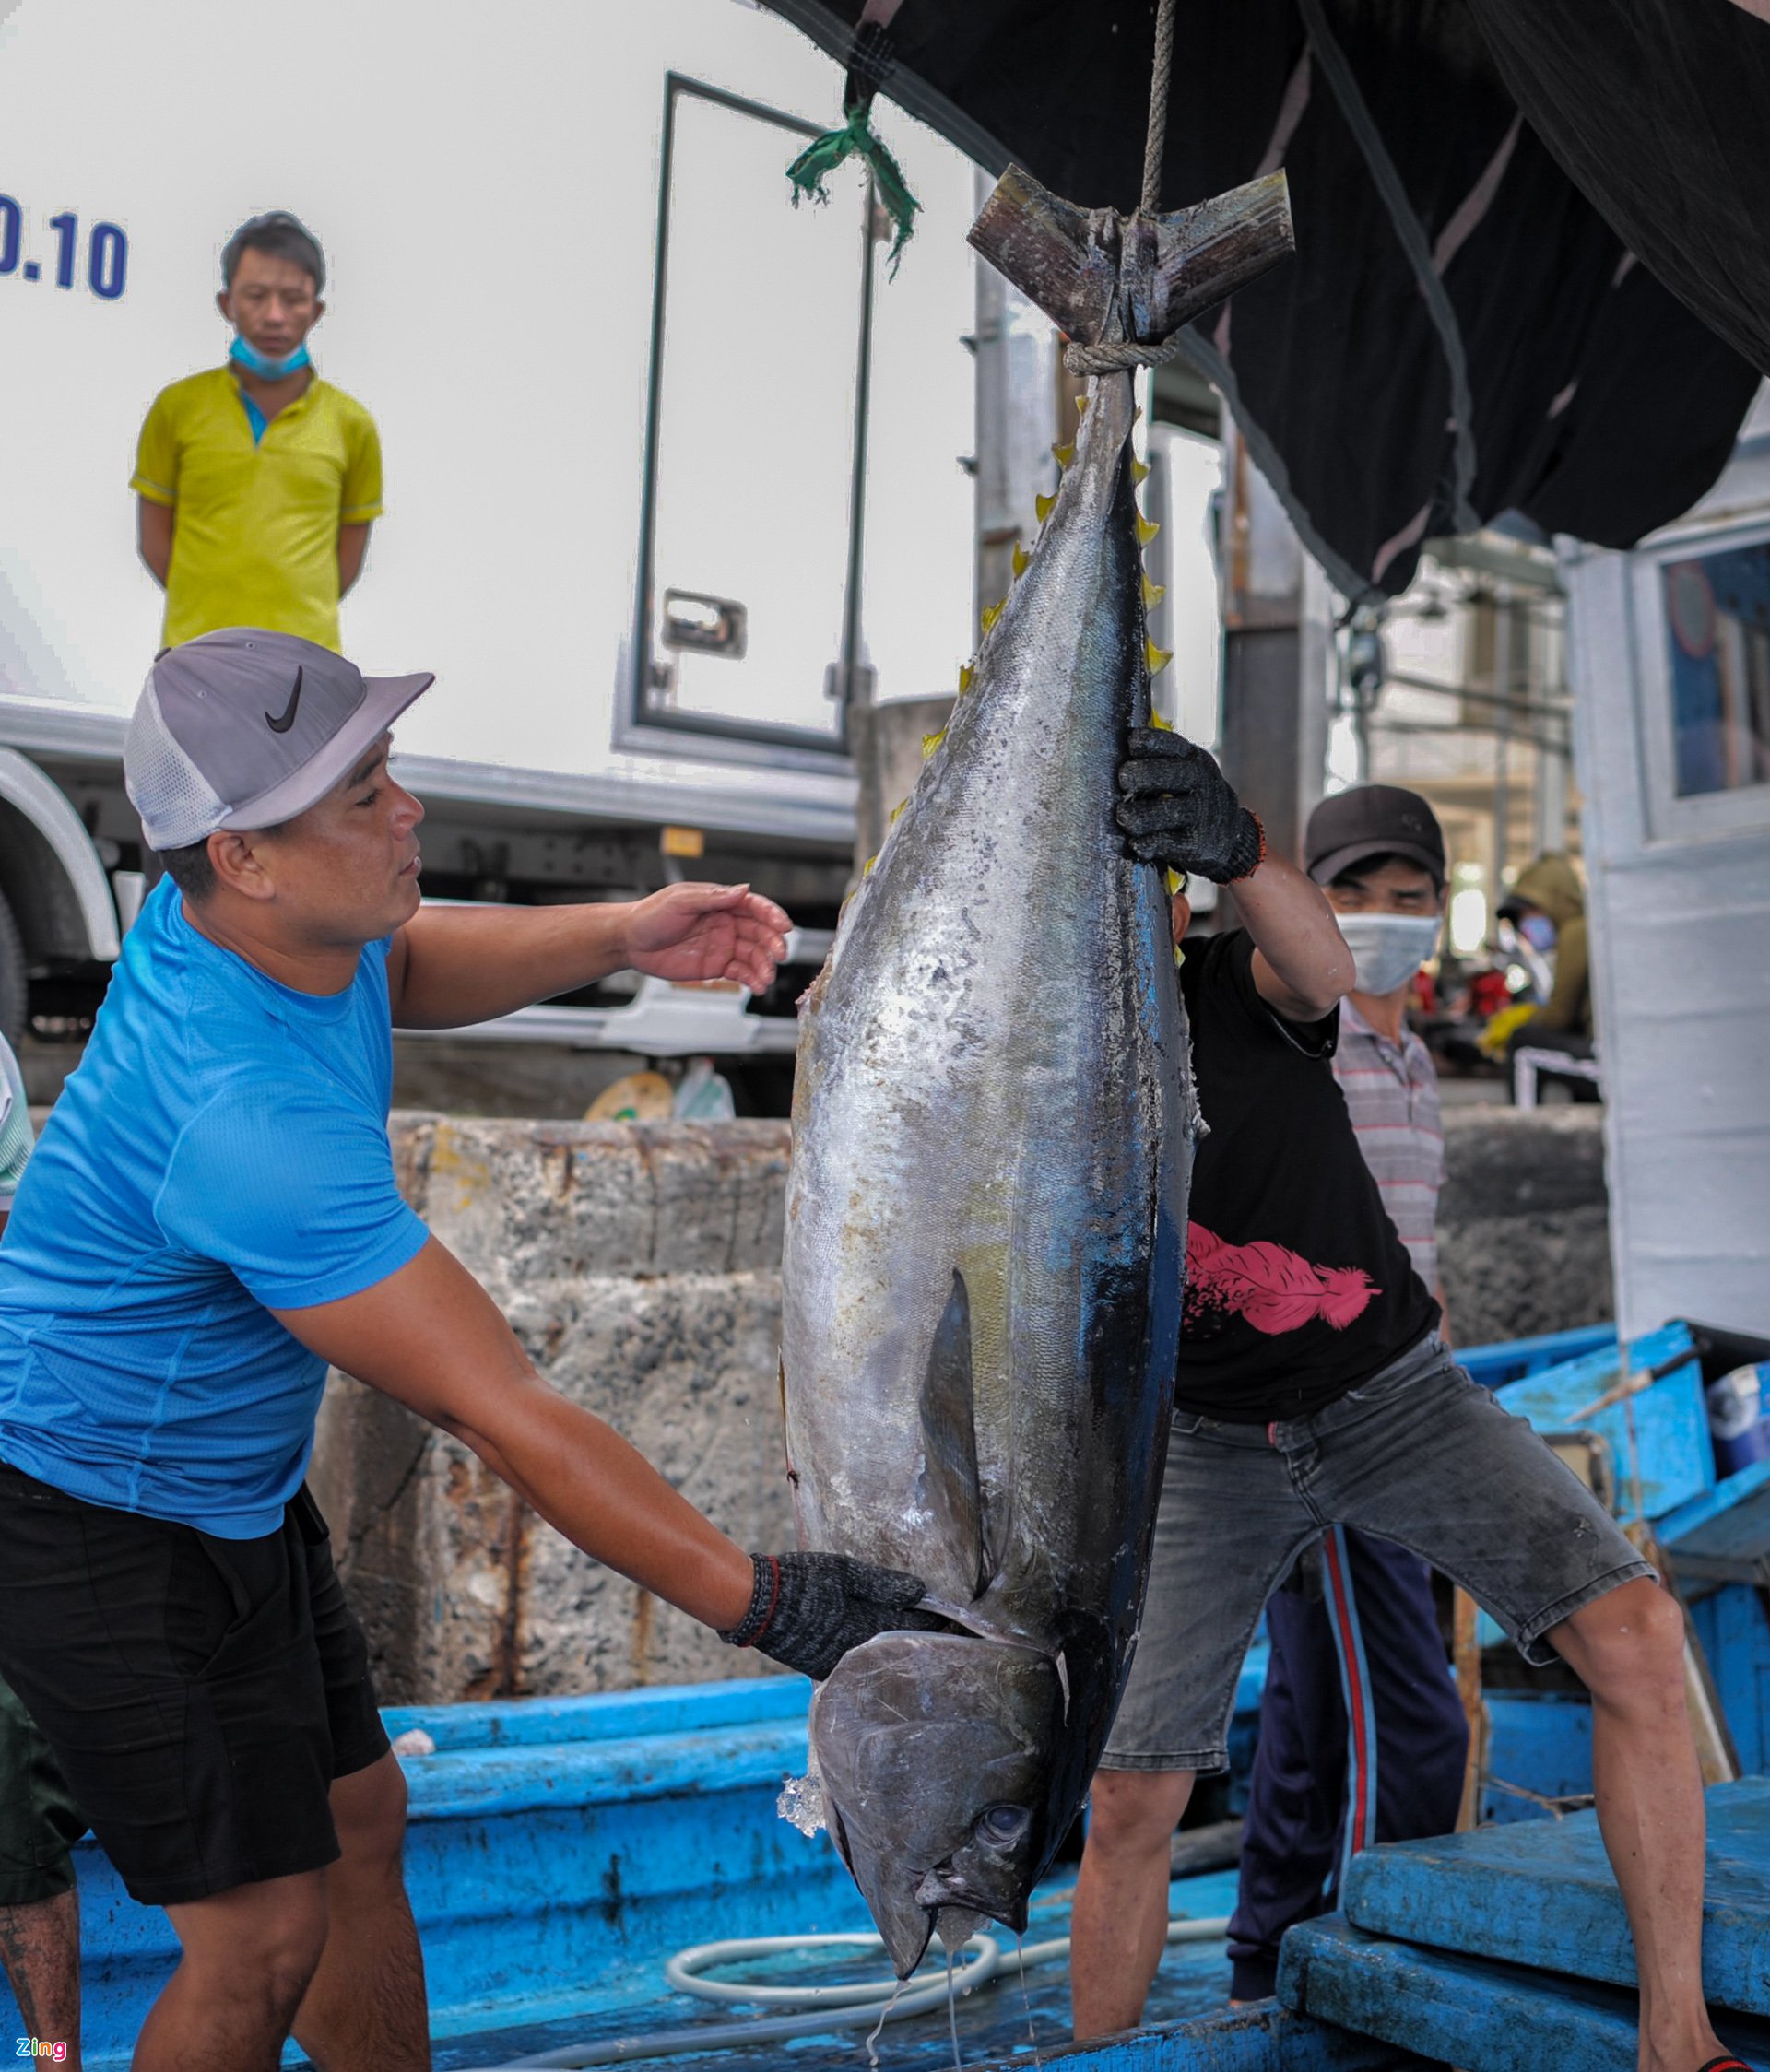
[0,199,128,300]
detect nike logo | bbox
[265,667,303,735]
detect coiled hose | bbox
[458,1913,1229,2070]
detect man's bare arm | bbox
[272,1237,754,1631]
[337,521,372,597]
[385,882,790,1030]
[137,499,173,587]
[1238,855,1355,1022]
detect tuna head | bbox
[809,1631,1063,1976]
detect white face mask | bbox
[1336,912,1442,996]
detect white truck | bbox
[0,0,986,1064]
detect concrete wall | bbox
[309,1118,796,1705]
[1438,1106,1612,1348]
[317,1107,1612,1705]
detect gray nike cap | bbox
[124,628,434,852]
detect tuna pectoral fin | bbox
[920,1270,997,1602]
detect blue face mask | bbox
[1518,912,1557,952]
[230,334,311,381]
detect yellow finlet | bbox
[1052,441,1075,469]
[1142,572,1167,610]
[889,797,908,827]
[1146,638,1174,676]
[1011,541,1029,579]
[958,663,974,694]
[1135,511,1161,547]
[1035,490,1057,524]
[1165,867,1186,896]
[981,600,1003,634]
[1132,457,1150,485]
[922,727,947,759]
[863,854,878,877]
[1150,710,1175,732]
[1075,392,1091,415]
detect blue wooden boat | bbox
[22,1319,1770,2069]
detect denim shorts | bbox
[1103,1332,1653,1772]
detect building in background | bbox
[1346,536,1577,965]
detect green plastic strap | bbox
[785,100,920,277]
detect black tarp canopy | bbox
[764,0,1770,601]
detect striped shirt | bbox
[0,1035,31,1211]
[1332,999,1444,1289]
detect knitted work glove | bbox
[720,1551,942,1680]
[1116,727,1265,883]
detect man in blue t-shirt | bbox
[0,1038,86,2069]
[0,630,931,2072]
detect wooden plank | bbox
[1662,1458,1770,1569]
[1690,1585,1770,1772]
[1339,1776,1770,2016]
[1493,1322,1711,1525]
[1457,1323,1616,1393]
[1452,1589,1485,1831]
[1278,1917,1770,2072]
[956,2002,1416,2071]
[1480,1693,1593,1825]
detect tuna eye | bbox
[975,1804,1032,1848]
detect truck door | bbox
[630,77,872,758]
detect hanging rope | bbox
[1067,0,1186,375]
[1140,0,1178,217]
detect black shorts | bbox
[0,1460,390,1906]
[0,1669,84,1907]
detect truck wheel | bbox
[0,887,27,1049]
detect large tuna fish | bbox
[780,164,1293,1977]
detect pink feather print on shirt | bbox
[1186,1223,1378,1335]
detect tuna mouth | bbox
[869,1878,938,1977]
[914,1866,1028,1933]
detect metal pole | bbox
[838,179,880,738]
[1493,587,1513,893]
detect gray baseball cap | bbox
[124,629,434,852]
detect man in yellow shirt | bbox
[132,212,382,653]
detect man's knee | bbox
[1085,1768,1196,1859]
[171,1871,330,2002]
[1552,1577,1685,1698]
[330,1751,407,1878]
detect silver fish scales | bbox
[779,163,1294,1977]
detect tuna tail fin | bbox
[968,164,1292,349]
[919,1270,997,1601]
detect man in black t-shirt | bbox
[1069,731,1729,2072]
[1168,924,1439,1422]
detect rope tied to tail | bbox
[1066,329,1197,375]
[1068,0,1182,376]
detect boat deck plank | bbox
[1279,1917,1770,2072]
[1340,1774,1770,2015]
[414,1873,1403,2072]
